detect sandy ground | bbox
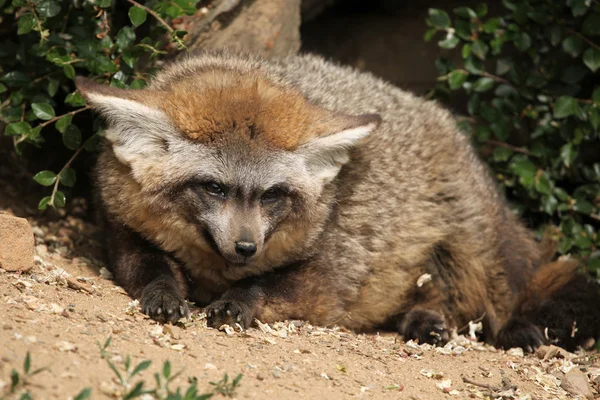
[1,158,599,400]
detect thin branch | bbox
[39,106,91,128]
[486,139,532,155]
[480,71,510,84]
[590,214,600,222]
[563,27,600,51]
[125,0,173,34]
[25,0,46,41]
[462,376,500,392]
[50,146,84,206]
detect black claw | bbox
[400,308,449,346]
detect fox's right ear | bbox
[75,77,173,166]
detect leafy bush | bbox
[0,0,197,208]
[426,1,600,274]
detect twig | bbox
[462,376,500,391]
[486,139,532,155]
[480,71,510,84]
[457,312,487,333]
[125,0,173,34]
[25,0,46,41]
[564,27,600,51]
[49,146,84,206]
[39,106,91,128]
[590,214,600,222]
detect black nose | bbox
[235,241,257,257]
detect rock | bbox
[0,214,34,272]
[535,344,571,360]
[186,0,301,58]
[561,370,594,399]
[163,324,182,340]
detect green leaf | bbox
[59,168,76,187]
[55,115,72,133]
[36,0,61,18]
[33,171,57,186]
[476,3,488,17]
[65,92,86,107]
[590,109,599,130]
[17,13,36,35]
[129,6,147,27]
[424,27,437,42]
[510,157,537,182]
[163,360,171,378]
[593,87,600,103]
[492,147,512,162]
[38,196,52,210]
[1,71,31,86]
[471,77,495,92]
[73,388,92,400]
[84,134,101,152]
[514,33,531,52]
[0,83,6,93]
[553,96,578,119]
[454,7,476,18]
[560,143,577,167]
[568,0,588,16]
[428,9,451,29]
[54,191,66,208]
[63,124,82,150]
[131,360,152,377]
[448,70,468,90]
[123,381,145,400]
[483,18,501,34]
[438,34,460,49]
[582,12,600,36]
[130,79,146,89]
[24,352,31,374]
[47,79,59,97]
[461,44,472,59]
[535,173,552,195]
[471,40,489,59]
[63,64,75,79]
[5,121,31,136]
[562,36,583,57]
[549,26,562,46]
[116,27,136,50]
[464,57,484,74]
[573,200,594,214]
[583,47,600,73]
[31,103,55,120]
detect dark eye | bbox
[261,187,285,204]
[204,182,226,197]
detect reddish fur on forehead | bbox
[160,74,324,150]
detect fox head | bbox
[76,62,381,277]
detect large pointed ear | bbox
[298,112,381,183]
[75,77,173,166]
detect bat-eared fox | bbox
[76,51,600,352]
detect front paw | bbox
[205,299,254,329]
[496,317,545,353]
[400,308,449,345]
[141,289,189,324]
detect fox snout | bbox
[234,241,257,257]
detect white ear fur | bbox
[75,77,176,182]
[299,116,381,183]
[86,92,173,165]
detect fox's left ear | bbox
[75,77,172,166]
[298,112,382,183]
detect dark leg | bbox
[397,305,449,345]
[104,216,189,323]
[206,262,344,329]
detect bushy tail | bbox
[509,259,600,351]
